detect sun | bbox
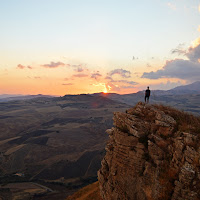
[103,88,108,93]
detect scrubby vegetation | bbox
[154,104,200,134]
[66,181,102,200]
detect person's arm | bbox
[149,90,151,96]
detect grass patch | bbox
[154,104,200,134]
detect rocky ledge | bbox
[98,102,200,200]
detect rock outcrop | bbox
[98,102,200,200]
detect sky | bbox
[0,0,200,95]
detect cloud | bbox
[17,64,25,69]
[42,61,65,68]
[27,66,33,69]
[17,64,33,69]
[73,74,88,78]
[76,67,84,72]
[132,56,139,60]
[34,76,41,79]
[167,2,176,10]
[142,41,200,81]
[186,44,200,62]
[171,43,186,55]
[146,63,152,68]
[105,76,113,81]
[72,64,83,72]
[120,85,136,89]
[191,38,200,48]
[105,74,137,86]
[91,72,102,79]
[72,64,88,73]
[199,4,200,12]
[108,68,131,78]
[112,79,137,85]
[105,69,137,91]
[62,83,73,85]
[142,59,200,80]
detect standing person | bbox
[145,86,151,103]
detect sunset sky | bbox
[1,0,200,95]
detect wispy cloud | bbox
[105,68,136,91]
[71,64,88,73]
[17,64,25,69]
[109,79,137,86]
[171,43,186,55]
[91,72,102,80]
[146,63,152,68]
[76,67,84,72]
[17,64,33,69]
[62,83,73,85]
[108,68,131,78]
[34,76,41,79]
[73,74,88,78]
[42,61,65,68]
[27,66,33,69]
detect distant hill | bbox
[0,94,55,102]
[95,82,200,115]
[170,81,200,94]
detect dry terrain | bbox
[0,94,128,199]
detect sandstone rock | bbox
[98,102,200,200]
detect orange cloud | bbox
[42,61,65,68]
[191,37,200,48]
[17,64,25,69]
[17,64,33,69]
[73,74,88,78]
[27,66,33,69]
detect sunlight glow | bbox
[191,37,200,48]
[103,88,108,93]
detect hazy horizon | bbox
[1,0,200,95]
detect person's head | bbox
[147,86,149,89]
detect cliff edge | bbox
[98,102,200,200]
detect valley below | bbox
[0,94,128,199]
[0,82,200,199]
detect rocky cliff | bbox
[98,102,200,200]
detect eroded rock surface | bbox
[98,102,200,200]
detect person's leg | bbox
[145,96,147,103]
[147,96,149,103]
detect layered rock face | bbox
[98,102,200,200]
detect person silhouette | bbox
[145,86,151,103]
